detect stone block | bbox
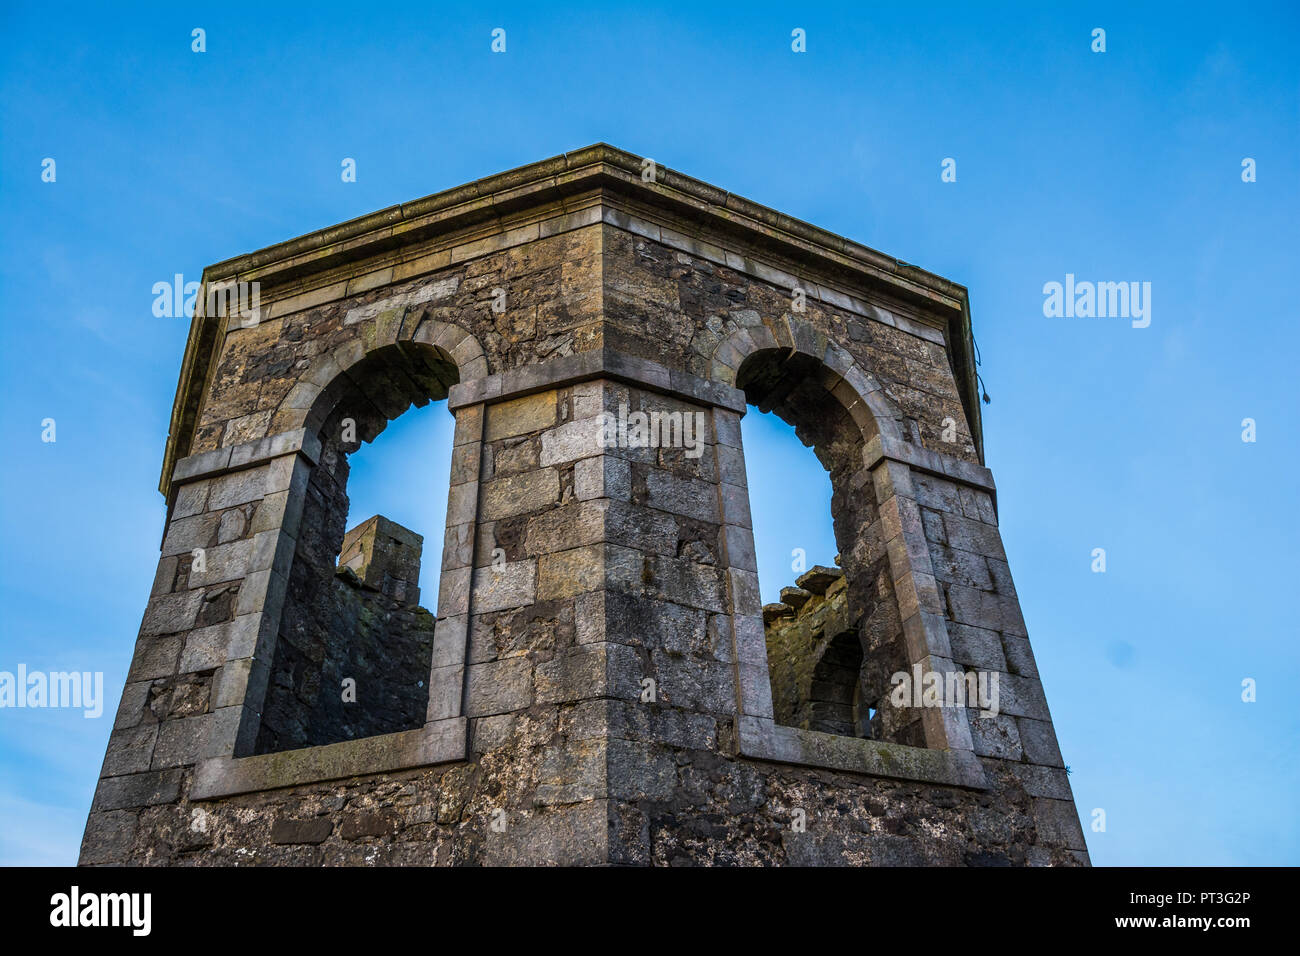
[112,681,152,730]
[207,464,271,511]
[479,802,608,867]
[1011,764,1073,801]
[187,538,253,588]
[540,415,605,466]
[722,524,757,572]
[80,810,138,865]
[993,673,1051,721]
[1032,798,1087,850]
[179,622,231,673]
[967,710,1022,760]
[102,724,160,777]
[947,623,1006,671]
[92,769,183,811]
[128,635,182,681]
[172,482,210,519]
[471,560,536,613]
[607,739,678,801]
[928,542,994,590]
[485,391,557,441]
[1001,634,1039,677]
[535,644,608,704]
[946,585,1028,637]
[1017,717,1065,768]
[480,468,559,521]
[140,591,206,639]
[719,482,751,529]
[941,512,1007,561]
[464,657,533,716]
[270,817,333,845]
[340,811,399,839]
[536,739,607,805]
[780,586,812,610]
[537,545,604,601]
[445,482,477,527]
[796,565,842,594]
[151,714,213,769]
[604,501,676,556]
[161,513,218,557]
[525,501,606,555]
[643,469,718,523]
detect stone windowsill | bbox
[737,716,989,790]
[190,717,467,800]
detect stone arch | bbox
[303,340,460,447]
[717,318,927,746]
[708,315,904,446]
[808,629,869,737]
[274,312,488,439]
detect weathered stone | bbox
[471,560,536,613]
[539,415,605,467]
[967,710,1023,760]
[270,817,333,845]
[642,469,718,523]
[79,811,139,865]
[485,391,556,441]
[763,603,795,625]
[480,469,560,521]
[340,811,399,839]
[93,770,183,811]
[139,591,204,637]
[537,545,604,601]
[535,644,607,705]
[780,586,812,610]
[83,146,1082,869]
[796,565,842,594]
[102,724,160,777]
[1017,717,1065,768]
[464,657,533,716]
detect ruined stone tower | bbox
[81,145,1088,865]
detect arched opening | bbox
[809,629,869,737]
[737,349,912,744]
[249,343,459,756]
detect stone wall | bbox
[82,146,1086,866]
[254,492,435,754]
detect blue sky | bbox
[1,1,1296,865]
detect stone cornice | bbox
[201,144,969,313]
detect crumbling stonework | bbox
[763,565,876,738]
[81,145,1087,866]
[338,515,423,605]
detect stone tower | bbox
[81,145,1088,865]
